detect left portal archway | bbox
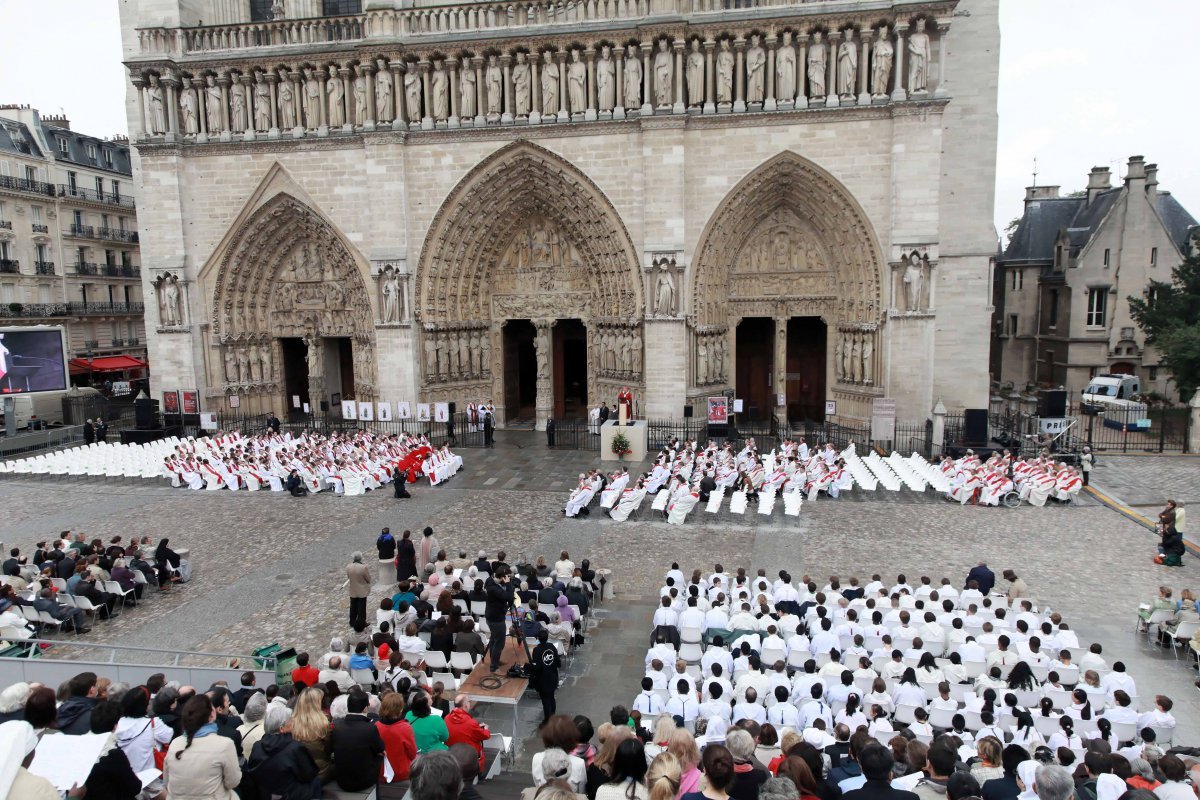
[210,193,377,414]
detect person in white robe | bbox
[600,469,630,507]
[609,480,647,522]
[667,487,700,525]
[565,474,596,517]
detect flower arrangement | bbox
[611,431,632,458]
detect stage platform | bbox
[459,637,530,741]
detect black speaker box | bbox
[963,408,989,446]
[1038,390,1067,417]
[449,401,457,415]
[134,397,155,429]
[683,405,693,418]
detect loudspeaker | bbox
[320,401,329,412]
[134,398,155,429]
[1038,390,1067,418]
[963,408,989,446]
[683,405,693,418]
[448,401,457,415]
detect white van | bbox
[0,387,102,429]
[1082,373,1141,404]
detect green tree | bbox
[1128,234,1200,400]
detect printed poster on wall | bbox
[200,412,218,431]
[162,391,180,415]
[182,391,199,414]
[377,402,393,421]
[397,401,412,420]
[227,394,240,409]
[707,396,729,424]
[434,402,449,422]
[341,399,358,420]
[416,403,431,422]
[358,401,374,421]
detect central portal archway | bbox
[415,141,644,428]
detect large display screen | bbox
[0,327,69,394]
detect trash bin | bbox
[273,647,298,685]
[252,643,281,671]
[596,568,614,601]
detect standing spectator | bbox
[377,693,418,797]
[330,690,385,792]
[485,567,516,673]
[1080,447,1094,486]
[347,552,372,633]
[397,529,418,583]
[964,563,995,594]
[96,419,108,442]
[411,750,463,800]
[445,695,492,773]
[244,705,320,800]
[532,629,563,724]
[406,694,449,753]
[84,419,96,444]
[419,527,440,574]
[266,412,281,433]
[164,695,242,800]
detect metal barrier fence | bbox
[209,410,487,448]
[984,403,1192,455]
[548,418,599,450]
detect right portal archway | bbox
[690,152,886,422]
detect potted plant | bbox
[611,431,632,460]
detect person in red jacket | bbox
[290,652,320,689]
[444,695,492,773]
[376,693,417,788]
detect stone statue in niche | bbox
[328,69,345,126]
[237,349,252,384]
[204,74,222,132]
[837,29,857,97]
[254,71,272,130]
[180,80,199,134]
[424,336,437,377]
[513,52,531,116]
[653,38,672,107]
[230,78,247,132]
[834,334,843,381]
[404,64,422,121]
[807,32,827,99]
[305,337,323,379]
[486,55,503,115]
[270,0,284,19]
[686,39,704,107]
[223,349,237,383]
[903,251,926,312]
[871,25,893,96]
[480,332,491,375]
[251,346,264,382]
[468,331,480,376]
[623,44,642,108]
[862,333,874,385]
[654,262,676,316]
[908,19,930,94]
[431,60,448,120]
[277,70,297,128]
[697,340,709,384]
[541,52,560,116]
[376,58,393,122]
[458,332,470,377]
[716,39,734,104]
[435,333,449,377]
[568,49,586,113]
[302,68,321,128]
[148,74,166,134]
[459,58,477,118]
[158,274,182,326]
[597,46,615,111]
[535,329,549,378]
[354,68,369,124]
[850,332,862,383]
[745,34,766,103]
[776,32,796,102]
[839,332,850,381]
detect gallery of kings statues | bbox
[118,0,999,429]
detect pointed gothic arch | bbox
[209,191,377,412]
[414,140,644,421]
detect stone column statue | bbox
[653,39,672,107]
[685,39,704,107]
[623,45,642,109]
[908,19,930,94]
[513,52,531,116]
[223,349,237,383]
[375,58,394,123]
[745,34,766,103]
[277,70,297,128]
[716,39,734,104]
[253,71,272,131]
[327,68,345,126]
[807,32,827,99]
[382,272,400,323]
[776,32,796,103]
[597,45,616,111]
[404,64,421,122]
[423,336,437,378]
[230,76,247,132]
[862,333,874,385]
[871,26,894,97]
[459,58,477,118]
[837,29,857,98]
[540,51,559,117]
[299,68,318,128]
[486,54,503,115]
[903,252,924,312]
[430,60,449,120]
[204,74,223,133]
[148,74,167,134]
[567,49,586,114]
[353,68,369,124]
[850,333,862,383]
[180,80,199,134]
[159,274,182,326]
[654,264,676,316]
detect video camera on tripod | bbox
[505,593,536,679]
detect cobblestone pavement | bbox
[1088,454,1200,509]
[2,439,1199,748]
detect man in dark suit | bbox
[230,671,262,714]
[842,743,919,800]
[482,410,495,447]
[698,472,717,502]
[964,562,995,594]
[330,690,385,792]
[95,420,108,442]
[530,630,561,724]
[83,419,95,444]
[266,412,281,433]
[598,403,610,425]
[33,587,89,633]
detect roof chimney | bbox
[1145,163,1158,198]
[1086,166,1110,206]
[41,114,70,131]
[1024,185,1061,206]
[1124,155,1146,187]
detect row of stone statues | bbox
[694,332,728,386]
[135,21,935,137]
[423,327,491,382]
[835,329,875,386]
[594,326,643,379]
[223,344,276,385]
[379,269,409,324]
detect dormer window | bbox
[57,138,68,154]
[1054,244,1064,268]
[86,143,97,162]
[103,150,113,168]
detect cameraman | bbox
[484,565,516,673]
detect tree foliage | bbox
[1128,235,1200,399]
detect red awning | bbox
[68,355,149,375]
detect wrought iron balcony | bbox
[0,221,11,230]
[31,223,48,234]
[68,224,95,238]
[68,301,145,316]
[0,175,56,197]
[96,227,139,243]
[0,301,146,317]
[34,261,55,275]
[112,338,126,347]
[84,339,99,348]
[128,337,140,345]
[0,260,20,274]
[73,262,101,275]
[58,185,136,208]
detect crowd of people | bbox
[0,531,183,638]
[158,429,464,496]
[941,452,1083,508]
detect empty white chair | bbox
[729,491,747,514]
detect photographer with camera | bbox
[484,566,516,673]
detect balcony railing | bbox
[73,261,100,275]
[0,302,145,318]
[165,13,365,54]
[0,175,56,197]
[31,223,48,234]
[34,261,55,275]
[0,221,11,230]
[96,227,139,244]
[0,260,20,274]
[128,337,140,346]
[74,262,140,278]
[84,339,99,348]
[68,224,95,238]
[112,338,126,347]
[58,185,136,208]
